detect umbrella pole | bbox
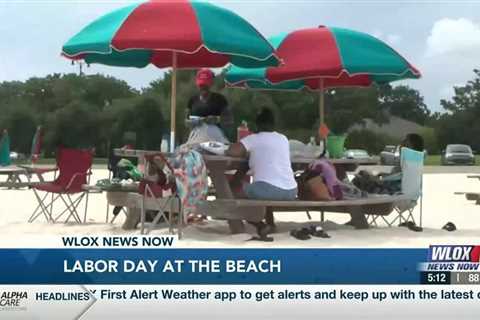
[170,52,177,152]
[319,78,325,125]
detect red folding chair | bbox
[29,148,93,223]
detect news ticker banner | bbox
[0,247,422,284]
[0,237,479,285]
[3,285,480,319]
[2,239,480,319]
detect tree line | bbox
[1,69,476,158]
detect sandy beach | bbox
[1,169,479,248]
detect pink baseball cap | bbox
[196,68,214,87]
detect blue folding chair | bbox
[368,147,424,227]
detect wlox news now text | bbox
[62,235,175,247]
[421,245,480,271]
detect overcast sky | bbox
[1,0,480,112]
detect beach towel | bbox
[172,147,209,218]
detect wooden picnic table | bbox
[113,148,378,233]
[83,183,141,228]
[83,183,139,194]
[202,155,377,233]
[454,175,480,204]
[0,165,57,189]
[0,166,28,188]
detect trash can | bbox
[326,135,346,159]
[0,130,11,166]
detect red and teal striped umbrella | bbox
[30,126,43,164]
[62,0,279,150]
[226,26,421,124]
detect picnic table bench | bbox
[199,195,410,226]
[455,175,480,205]
[0,165,56,189]
[83,183,181,234]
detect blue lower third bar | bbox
[0,249,426,284]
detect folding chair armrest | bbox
[65,172,89,191]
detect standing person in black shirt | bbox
[185,68,233,144]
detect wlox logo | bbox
[0,291,28,312]
[429,245,480,262]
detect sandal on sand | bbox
[247,236,274,242]
[442,222,456,232]
[308,226,331,238]
[187,214,206,225]
[256,223,275,237]
[290,228,311,240]
[245,222,274,242]
[399,221,423,232]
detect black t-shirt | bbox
[187,92,228,117]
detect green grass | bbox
[424,155,480,166]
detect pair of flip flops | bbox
[290,226,331,240]
[399,221,423,232]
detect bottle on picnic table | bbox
[237,120,251,142]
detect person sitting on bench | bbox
[225,107,297,236]
[353,133,424,195]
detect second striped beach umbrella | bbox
[226,26,421,125]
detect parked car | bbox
[441,144,475,165]
[9,151,26,161]
[383,145,396,153]
[344,149,371,160]
[380,145,400,165]
[380,145,427,166]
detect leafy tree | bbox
[325,86,387,135]
[0,105,37,154]
[345,129,400,154]
[0,70,438,158]
[45,100,103,153]
[82,74,137,108]
[132,97,165,150]
[419,127,439,154]
[107,96,165,151]
[434,69,480,151]
[379,84,431,125]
